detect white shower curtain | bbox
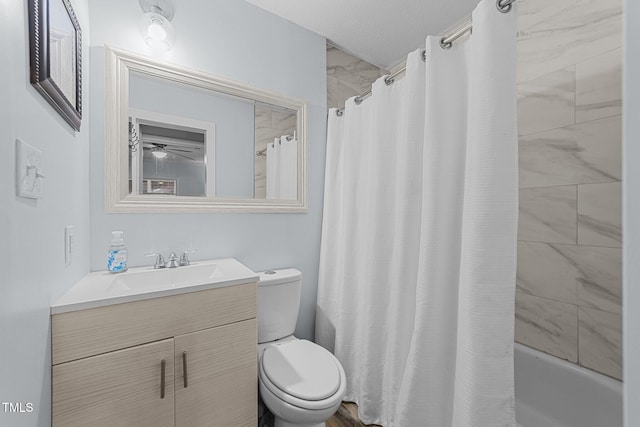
[266,135,298,200]
[266,138,280,199]
[315,0,518,426]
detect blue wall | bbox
[88,0,327,340]
[0,0,91,425]
[0,2,326,424]
[129,71,256,198]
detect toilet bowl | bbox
[259,338,346,427]
[257,269,346,427]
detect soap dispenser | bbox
[107,231,128,273]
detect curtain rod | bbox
[256,133,296,157]
[336,0,516,116]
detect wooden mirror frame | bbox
[104,46,308,213]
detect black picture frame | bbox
[28,0,82,131]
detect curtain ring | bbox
[384,76,394,86]
[354,96,363,105]
[421,50,427,62]
[439,38,453,50]
[496,0,514,13]
[336,108,344,117]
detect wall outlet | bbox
[65,226,74,266]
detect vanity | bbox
[50,258,258,427]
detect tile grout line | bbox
[516,34,624,86]
[573,61,577,127]
[517,239,622,249]
[576,302,581,367]
[520,181,623,191]
[517,113,622,139]
[515,288,622,314]
[576,184,579,247]
[517,240,623,250]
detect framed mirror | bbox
[28,0,82,131]
[104,46,307,213]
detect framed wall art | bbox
[28,0,82,131]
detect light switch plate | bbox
[65,225,74,266]
[16,139,44,199]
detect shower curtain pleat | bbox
[266,139,279,199]
[278,136,298,200]
[315,0,518,426]
[266,136,297,199]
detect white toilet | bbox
[257,268,346,427]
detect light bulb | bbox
[152,149,167,159]
[140,11,175,51]
[148,20,166,41]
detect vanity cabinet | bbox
[52,339,176,427]
[174,320,256,426]
[51,282,257,427]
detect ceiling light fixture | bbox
[151,147,168,159]
[140,1,175,51]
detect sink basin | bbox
[52,258,258,314]
[107,262,225,295]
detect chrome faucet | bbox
[180,250,196,266]
[145,253,166,269]
[166,252,180,268]
[146,250,196,269]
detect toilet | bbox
[257,268,346,427]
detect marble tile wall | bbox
[256,41,379,198]
[515,0,623,379]
[327,44,387,110]
[254,105,297,198]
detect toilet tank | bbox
[257,268,302,344]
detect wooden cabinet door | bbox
[174,319,257,427]
[52,339,175,427]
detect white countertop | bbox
[51,258,259,314]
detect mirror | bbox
[104,46,307,213]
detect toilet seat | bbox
[260,339,346,411]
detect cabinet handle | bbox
[160,359,166,399]
[182,351,188,388]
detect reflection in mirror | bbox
[105,46,307,212]
[128,72,299,199]
[254,104,298,200]
[48,0,77,106]
[129,111,212,197]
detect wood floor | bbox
[327,402,382,427]
[260,399,381,427]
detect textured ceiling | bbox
[244,0,481,69]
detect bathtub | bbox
[515,343,623,427]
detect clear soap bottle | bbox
[107,231,128,273]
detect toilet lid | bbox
[262,340,341,401]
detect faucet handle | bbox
[145,253,166,269]
[180,250,196,266]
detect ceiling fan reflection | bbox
[143,142,197,161]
